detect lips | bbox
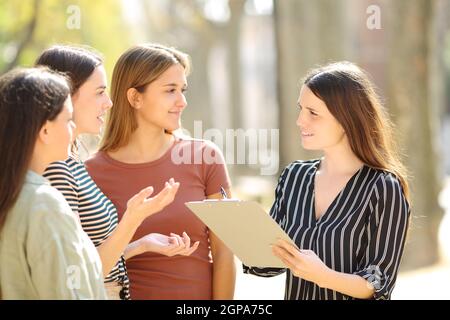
[97,114,105,122]
[301,131,314,137]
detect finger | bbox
[272,245,298,264]
[182,232,191,248]
[276,239,300,257]
[168,236,179,246]
[183,241,200,256]
[157,183,179,206]
[129,186,154,206]
[148,184,173,204]
[170,233,185,249]
[138,186,154,201]
[169,178,175,185]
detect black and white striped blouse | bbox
[44,155,130,300]
[244,159,410,300]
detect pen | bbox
[220,187,228,199]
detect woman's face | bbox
[134,63,187,132]
[296,85,346,151]
[71,65,112,135]
[45,98,76,161]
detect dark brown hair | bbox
[35,45,102,94]
[303,61,410,202]
[0,68,70,228]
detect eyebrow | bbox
[297,103,317,112]
[163,83,188,88]
[96,85,107,90]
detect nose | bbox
[296,109,305,127]
[177,92,187,110]
[103,93,113,111]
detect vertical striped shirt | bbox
[44,155,130,300]
[244,159,410,300]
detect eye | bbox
[182,88,188,93]
[310,110,318,116]
[167,88,176,93]
[97,90,105,96]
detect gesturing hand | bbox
[140,232,200,257]
[125,178,180,224]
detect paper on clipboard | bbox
[185,200,297,268]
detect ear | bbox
[127,88,141,109]
[38,121,51,145]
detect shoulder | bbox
[43,159,75,179]
[371,170,404,198]
[34,184,73,213]
[18,184,76,228]
[85,151,108,169]
[369,169,409,211]
[279,159,319,182]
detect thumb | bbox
[134,186,154,205]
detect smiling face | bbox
[71,65,112,135]
[296,85,346,151]
[132,63,187,132]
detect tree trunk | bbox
[386,0,444,269]
[274,0,351,169]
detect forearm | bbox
[212,250,236,300]
[96,213,140,277]
[320,268,374,299]
[123,238,146,260]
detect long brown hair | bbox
[100,44,190,152]
[303,62,410,202]
[0,68,70,228]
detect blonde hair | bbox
[100,44,190,152]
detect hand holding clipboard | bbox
[185,197,297,268]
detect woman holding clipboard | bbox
[245,62,410,300]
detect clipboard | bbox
[185,200,296,268]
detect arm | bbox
[28,192,106,299]
[208,189,236,300]
[96,180,179,277]
[272,241,375,299]
[273,174,410,300]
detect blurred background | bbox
[1,0,449,299]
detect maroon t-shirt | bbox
[85,137,231,300]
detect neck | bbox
[112,125,174,163]
[28,154,49,176]
[320,140,364,176]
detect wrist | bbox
[318,266,335,289]
[125,238,146,260]
[122,209,142,228]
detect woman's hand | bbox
[272,239,331,287]
[139,232,200,257]
[124,178,180,224]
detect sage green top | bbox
[0,170,106,299]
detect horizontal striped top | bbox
[44,155,130,300]
[244,159,410,300]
